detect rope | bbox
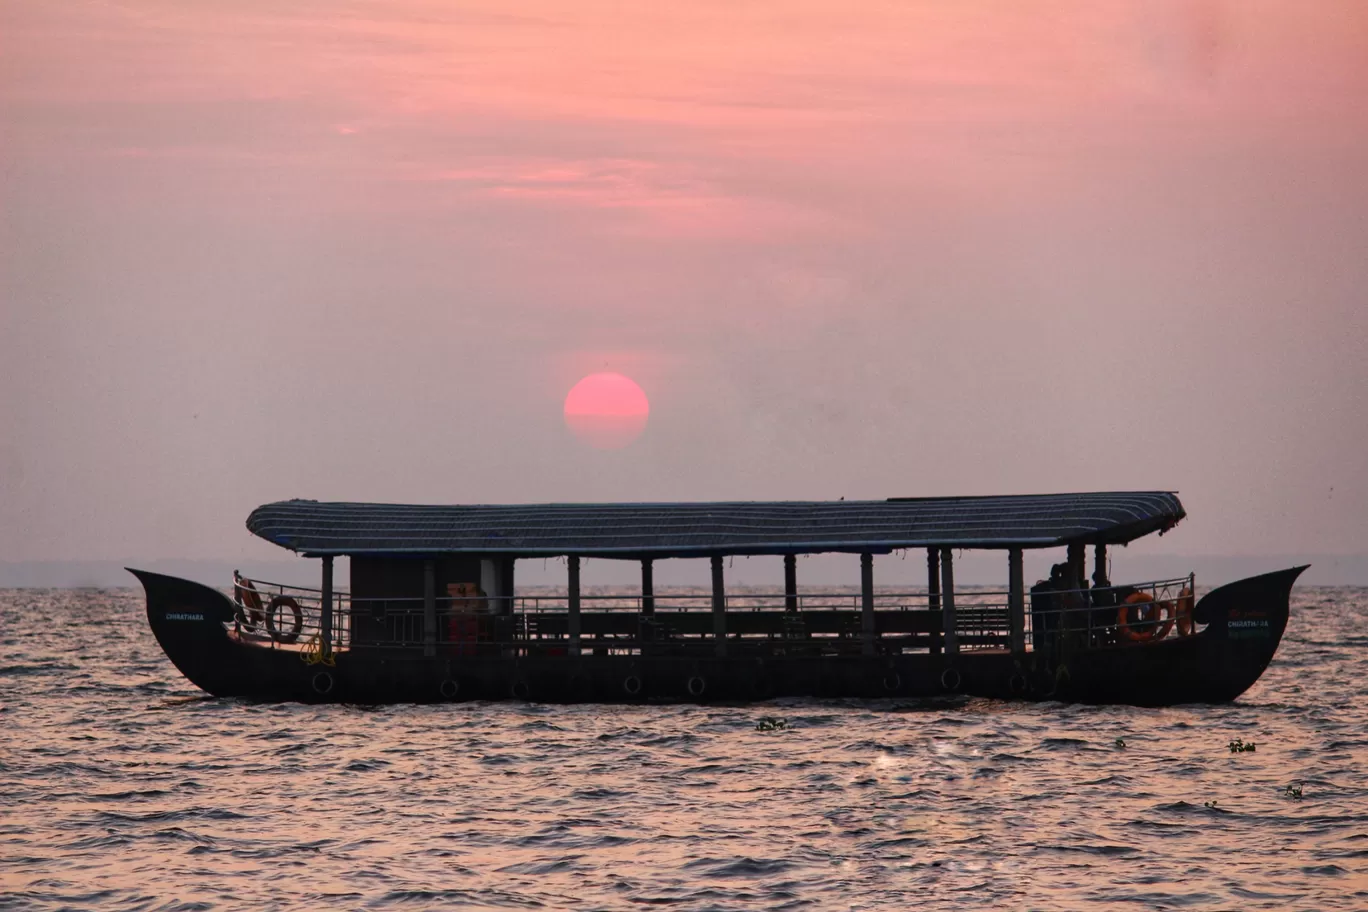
[300,633,336,667]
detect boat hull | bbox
[130,566,1305,707]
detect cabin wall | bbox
[349,556,482,646]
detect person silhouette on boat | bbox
[1090,567,1118,645]
[1030,563,1067,653]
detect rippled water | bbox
[2,587,1366,910]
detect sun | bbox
[564,372,650,449]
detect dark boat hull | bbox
[130,566,1305,707]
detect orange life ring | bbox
[235,575,266,629]
[1117,592,1174,643]
[1174,587,1195,636]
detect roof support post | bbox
[639,558,655,648]
[940,547,957,657]
[927,548,941,655]
[423,558,436,657]
[641,559,655,616]
[1093,543,1108,586]
[860,553,876,656]
[568,556,582,657]
[784,554,798,612]
[711,555,727,657]
[320,555,334,660]
[1008,547,1025,656]
[501,559,516,616]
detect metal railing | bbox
[231,573,351,656]
[226,573,1197,658]
[1027,574,1198,653]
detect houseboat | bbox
[130,492,1304,706]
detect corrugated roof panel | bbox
[245,492,1185,557]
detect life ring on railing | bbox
[235,574,265,629]
[882,672,902,693]
[1174,588,1195,637]
[623,675,643,697]
[687,675,707,697]
[266,596,304,644]
[940,667,961,692]
[439,678,460,700]
[1117,592,1174,643]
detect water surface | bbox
[1,587,1365,910]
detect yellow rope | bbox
[300,633,336,667]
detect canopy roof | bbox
[246,492,1185,559]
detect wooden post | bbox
[320,555,334,658]
[423,558,436,657]
[940,547,957,656]
[640,558,655,647]
[568,556,582,657]
[641,559,655,616]
[711,555,727,657]
[501,559,516,615]
[1008,547,1025,656]
[927,547,941,655]
[784,554,798,612]
[860,552,875,655]
[1093,543,1107,585]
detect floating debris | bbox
[1228,738,1256,753]
[1284,781,1304,800]
[1114,737,1127,749]
[755,717,787,732]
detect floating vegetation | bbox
[755,717,787,732]
[1284,781,1304,800]
[1114,738,1127,749]
[1228,738,1257,753]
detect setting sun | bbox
[563,372,650,449]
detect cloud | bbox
[415,156,833,240]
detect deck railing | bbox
[1027,574,1198,652]
[231,574,352,656]
[227,574,1197,658]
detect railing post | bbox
[860,553,875,655]
[940,547,957,656]
[568,556,582,657]
[927,547,941,655]
[423,558,436,657]
[711,555,727,657]
[320,555,334,658]
[784,554,798,612]
[1008,547,1025,656]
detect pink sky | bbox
[1,1,1365,575]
